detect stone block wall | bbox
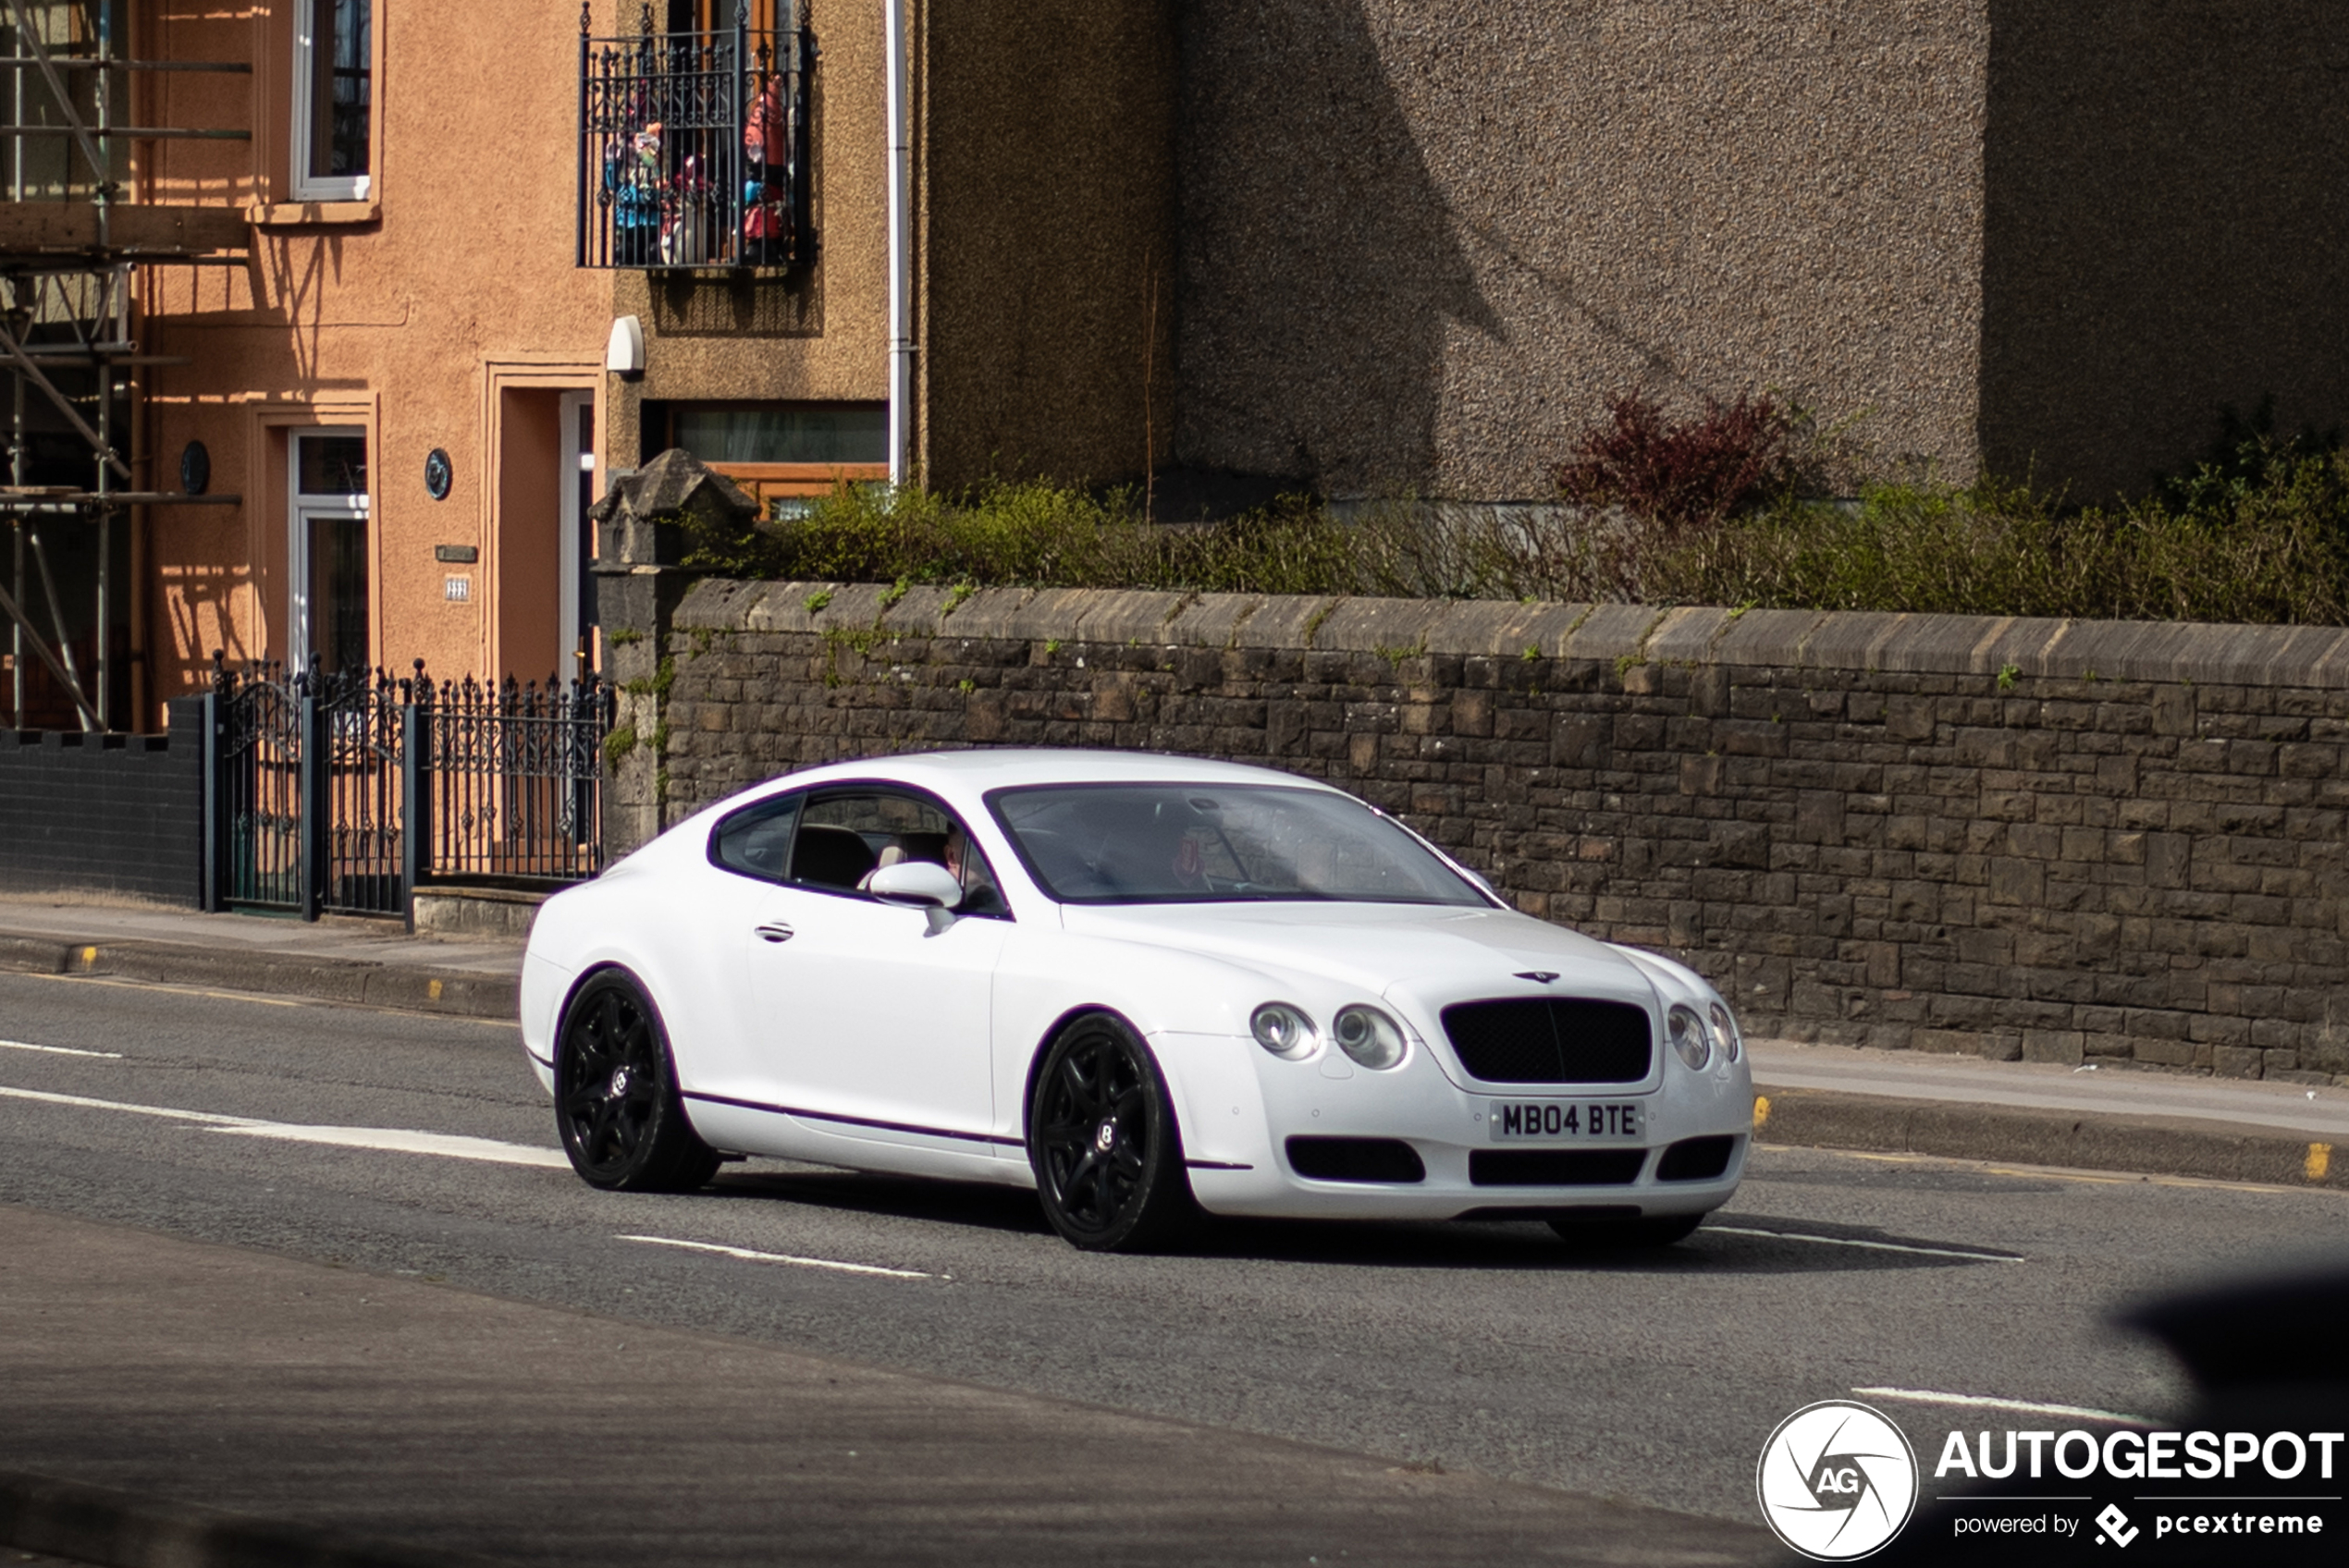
[654,582,2349,1084]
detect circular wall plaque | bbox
[178,440,210,496]
[424,447,453,500]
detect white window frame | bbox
[288,428,371,672]
[558,391,596,680]
[291,0,372,202]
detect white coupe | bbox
[522,749,1755,1251]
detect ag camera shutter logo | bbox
[1757,1401,1921,1561]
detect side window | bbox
[792,790,1011,916]
[294,0,373,202]
[709,792,800,881]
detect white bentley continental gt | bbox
[521,749,1755,1251]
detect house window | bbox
[667,403,888,465]
[293,0,372,201]
[289,431,370,675]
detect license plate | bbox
[1488,1100,1643,1142]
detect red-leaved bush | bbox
[1552,392,1800,533]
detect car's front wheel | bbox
[554,970,720,1193]
[1027,1011,1193,1252]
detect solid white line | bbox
[1853,1387,2155,1425]
[1709,1224,2024,1263]
[0,1038,122,1059]
[0,1083,567,1169]
[616,1233,933,1280]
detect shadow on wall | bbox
[1981,2,2349,499]
[1174,0,1498,501]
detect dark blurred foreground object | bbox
[1863,1268,2349,1566]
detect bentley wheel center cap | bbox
[609,1067,632,1098]
[1094,1119,1118,1153]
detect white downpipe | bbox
[885,0,913,487]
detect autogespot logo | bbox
[1757,1401,1922,1562]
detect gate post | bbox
[400,700,426,931]
[300,688,324,922]
[198,687,221,913]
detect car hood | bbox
[1055,901,1655,1010]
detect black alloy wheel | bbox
[554,971,721,1193]
[1027,1012,1194,1252]
[1549,1212,1704,1249]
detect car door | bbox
[741,786,1007,1150]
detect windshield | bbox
[988,783,1494,907]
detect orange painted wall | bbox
[133,0,612,712]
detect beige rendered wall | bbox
[1980,2,2349,500]
[136,0,610,707]
[1174,1,1989,501]
[609,0,890,466]
[915,0,1178,489]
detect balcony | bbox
[577,6,812,272]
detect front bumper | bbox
[1154,1028,1753,1221]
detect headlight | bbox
[1667,1004,1711,1071]
[1251,1002,1317,1059]
[1332,1005,1408,1070]
[1709,1000,1742,1063]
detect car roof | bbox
[772,748,1348,796]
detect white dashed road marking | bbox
[0,1083,568,1168]
[617,1233,936,1280]
[0,1038,123,1059]
[1709,1224,2024,1263]
[1851,1387,2155,1425]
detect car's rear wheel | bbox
[555,970,721,1193]
[1027,1012,1193,1252]
[1549,1213,1704,1249]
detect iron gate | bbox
[210,659,609,920]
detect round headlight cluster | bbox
[1250,1002,1316,1059]
[1709,1000,1743,1063]
[1332,1005,1408,1070]
[1667,1004,1712,1071]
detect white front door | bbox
[557,391,596,680]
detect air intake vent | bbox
[1469,1148,1647,1186]
[1285,1136,1426,1184]
[1440,998,1653,1084]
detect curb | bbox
[0,1466,505,1568]
[1753,1086,2343,1190]
[0,933,517,1023]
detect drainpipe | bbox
[884,0,913,487]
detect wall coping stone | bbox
[677,581,2349,687]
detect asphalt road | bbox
[3,969,2343,1526]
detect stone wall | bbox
[654,582,2349,1084]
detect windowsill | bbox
[249,200,380,228]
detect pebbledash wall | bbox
[638,582,2349,1084]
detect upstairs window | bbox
[293,0,372,201]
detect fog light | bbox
[1668,1004,1711,1071]
[1709,1000,1742,1063]
[1251,1002,1317,1059]
[1332,1005,1407,1070]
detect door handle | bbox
[754,923,794,944]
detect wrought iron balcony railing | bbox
[577,5,813,272]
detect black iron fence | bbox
[210,660,610,921]
[578,5,813,271]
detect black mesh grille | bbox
[1470,1149,1648,1186]
[1285,1136,1427,1184]
[1656,1135,1738,1182]
[1440,998,1653,1084]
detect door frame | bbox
[480,362,598,683]
[286,425,372,673]
[557,389,596,681]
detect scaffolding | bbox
[0,0,245,732]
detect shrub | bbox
[1551,392,1802,532]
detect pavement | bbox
[0,891,2340,1191]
